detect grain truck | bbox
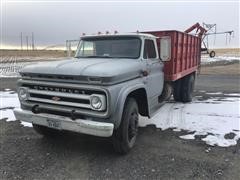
[14,23,206,154]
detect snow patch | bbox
[202,135,238,147]
[0,109,16,121]
[224,93,240,97]
[21,121,33,127]
[4,88,11,91]
[179,134,195,140]
[0,91,20,109]
[206,92,223,95]
[139,96,240,147]
[0,91,21,122]
[201,55,240,64]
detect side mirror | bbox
[160,36,171,61]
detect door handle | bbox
[142,70,149,77]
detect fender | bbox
[112,83,149,129]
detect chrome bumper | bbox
[13,108,114,137]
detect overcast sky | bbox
[1,1,239,49]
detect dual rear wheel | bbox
[173,73,195,102]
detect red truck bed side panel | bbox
[144,30,201,81]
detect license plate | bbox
[47,119,62,129]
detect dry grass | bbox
[0,49,67,58]
[209,48,240,56]
[201,63,240,75]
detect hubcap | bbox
[128,111,138,143]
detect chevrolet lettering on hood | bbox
[33,85,86,94]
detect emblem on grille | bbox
[52,96,61,101]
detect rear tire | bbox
[112,98,139,154]
[33,124,60,137]
[158,82,172,102]
[173,79,182,102]
[181,74,195,102]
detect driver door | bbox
[143,39,164,113]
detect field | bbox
[1,48,239,60]
[0,49,67,59]
[208,48,239,56]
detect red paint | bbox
[144,30,202,81]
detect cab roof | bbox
[81,32,157,39]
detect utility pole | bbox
[32,32,34,50]
[20,32,23,50]
[26,36,28,51]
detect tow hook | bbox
[32,105,40,114]
[71,110,76,121]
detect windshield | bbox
[75,36,141,59]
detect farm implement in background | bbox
[185,22,234,58]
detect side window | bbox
[143,39,156,59]
[79,41,96,56]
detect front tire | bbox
[112,98,139,154]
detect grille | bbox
[20,80,107,112]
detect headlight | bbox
[90,94,106,111]
[90,96,102,110]
[18,87,28,101]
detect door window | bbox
[143,39,157,59]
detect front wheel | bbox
[112,98,139,154]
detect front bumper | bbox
[14,108,114,137]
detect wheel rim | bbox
[128,110,138,144]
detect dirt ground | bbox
[0,119,239,180]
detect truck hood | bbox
[20,58,144,85]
